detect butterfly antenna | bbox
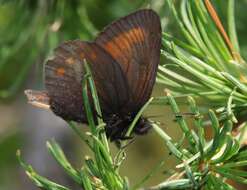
[147,114,164,119]
[174,112,197,118]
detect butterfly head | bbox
[104,113,151,141]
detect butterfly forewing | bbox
[77,42,130,114]
[95,9,161,114]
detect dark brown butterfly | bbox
[25,9,161,141]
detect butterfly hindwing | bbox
[45,41,86,122]
[45,40,129,122]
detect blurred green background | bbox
[0,0,247,189]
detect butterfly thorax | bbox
[104,113,152,141]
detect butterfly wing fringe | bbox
[24,90,50,109]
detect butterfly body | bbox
[25,9,161,141]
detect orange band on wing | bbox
[104,27,145,60]
[56,67,65,76]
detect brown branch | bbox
[204,0,239,61]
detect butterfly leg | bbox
[134,118,152,135]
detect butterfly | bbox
[25,9,161,141]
